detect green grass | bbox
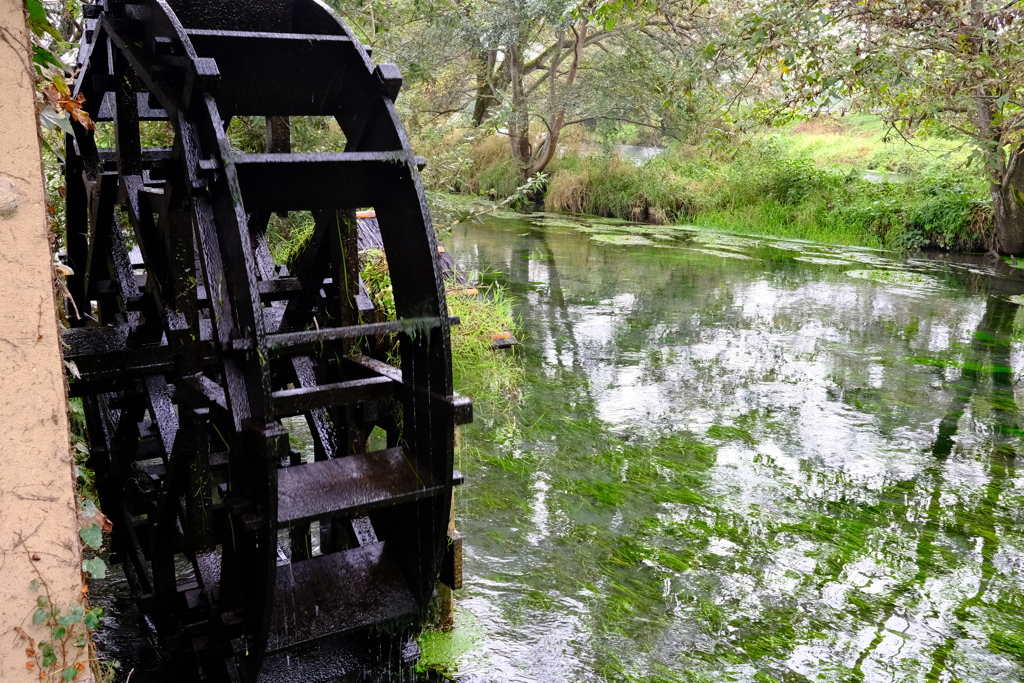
[266,211,316,265]
[777,114,969,174]
[679,136,991,251]
[359,249,395,320]
[358,250,524,413]
[445,278,525,410]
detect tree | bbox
[739,0,1024,253]
[328,0,723,178]
[586,0,746,144]
[465,0,720,176]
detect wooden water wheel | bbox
[61,1,468,679]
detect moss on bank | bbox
[415,609,485,676]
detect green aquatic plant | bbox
[845,269,942,287]
[571,479,630,507]
[590,234,656,246]
[415,610,485,676]
[706,424,757,446]
[436,215,1024,682]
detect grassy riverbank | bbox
[360,248,523,408]
[417,116,994,252]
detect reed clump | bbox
[545,154,691,223]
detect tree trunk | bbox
[507,44,532,170]
[526,20,588,176]
[993,150,1024,254]
[472,50,498,127]
[965,0,1024,253]
[975,76,1024,254]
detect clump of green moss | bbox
[415,609,484,676]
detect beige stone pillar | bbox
[0,2,87,681]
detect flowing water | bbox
[431,213,1024,683]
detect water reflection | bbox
[447,216,1024,683]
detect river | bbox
[433,212,1024,682]
[92,213,1024,682]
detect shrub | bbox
[908,172,992,251]
[466,135,521,198]
[545,167,592,214]
[476,158,521,199]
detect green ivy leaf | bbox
[32,608,48,625]
[40,642,57,668]
[83,607,103,629]
[26,0,60,40]
[40,105,74,135]
[52,625,67,640]
[26,0,46,28]
[82,557,107,579]
[62,667,79,682]
[29,579,41,591]
[80,524,103,550]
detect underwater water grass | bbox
[437,215,1024,681]
[471,377,1024,677]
